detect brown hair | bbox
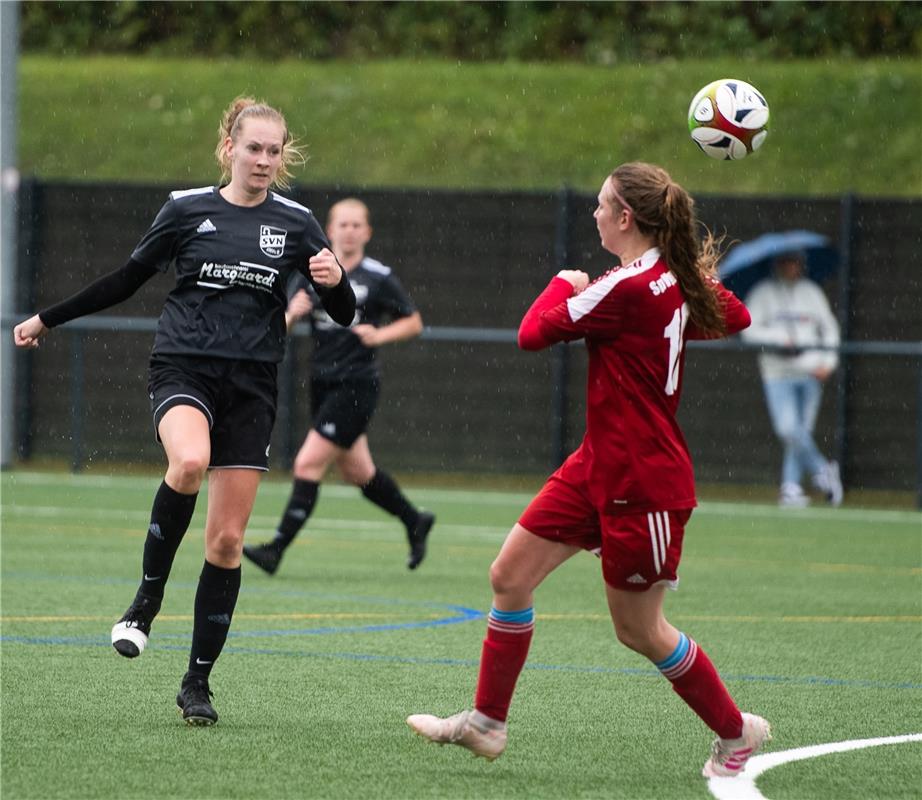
[214,96,305,191]
[610,162,725,336]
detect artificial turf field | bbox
[2,471,920,800]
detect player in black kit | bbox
[243,198,435,575]
[13,97,355,726]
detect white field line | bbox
[3,471,535,507]
[0,503,511,542]
[3,471,921,525]
[707,733,922,800]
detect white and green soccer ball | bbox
[687,79,770,160]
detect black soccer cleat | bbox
[406,511,435,570]
[242,541,283,575]
[176,673,218,726]
[111,592,161,658]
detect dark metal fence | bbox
[10,180,922,503]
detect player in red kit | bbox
[407,162,771,779]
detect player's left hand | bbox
[309,248,344,287]
[351,324,382,347]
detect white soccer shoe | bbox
[819,461,844,507]
[702,712,772,778]
[110,593,160,658]
[779,482,810,508]
[111,618,149,657]
[406,710,507,761]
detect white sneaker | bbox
[406,710,507,760]
[702,712,772,778]
[779,483,809,508]
[819,461,843,507]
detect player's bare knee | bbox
[612,620,655,656]
[340,464,374,486]
[168,455,208,491]
[489,560,528,599]
[208,529,244,564]
[292,456,325,482]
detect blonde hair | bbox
[610,162,725,336]
[214,96,305,191]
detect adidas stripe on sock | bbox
[487,606,536,634]
[654,631,698,680]
[474,606,535,723]
[654,631,742,739]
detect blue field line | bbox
[1,633,920,691]
[3,570,920,691]
[0,568,479,610]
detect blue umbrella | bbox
[718,230,839,300]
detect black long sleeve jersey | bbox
[52,185,352,364]
[293,256,417,381]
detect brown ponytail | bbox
[611,162,725,336]
[214,96,306,191]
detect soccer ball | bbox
[687,79,769,160]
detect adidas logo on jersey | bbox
[626,573,647,584]
[321,422,337,436]
[196,218,217,234]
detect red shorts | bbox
[518,466,692,592]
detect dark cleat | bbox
[406,511,435,570]
[111,592,161,658]
[242,542,282,575]
[176,674,218,726]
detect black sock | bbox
[271,479,319,550]
[187,560,241,680]
[361,470,418,529]
[140,481,198,600]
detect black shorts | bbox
[310,376,379,448]
[148,354,278,471]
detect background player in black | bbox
[243,198,435,575]
[13,97,355,726]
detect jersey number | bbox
[663,303,689,396]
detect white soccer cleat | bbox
[820,461,844,507]
[406,710,507,761]
[111,619,149,657]
[110,593,159,658]
[702,712,772,778]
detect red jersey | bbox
[518,248,751,515]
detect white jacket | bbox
[741,277,840,380]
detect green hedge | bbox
[21,1,922,61]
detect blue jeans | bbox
[762,376,827,487]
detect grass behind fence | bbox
[19,56,922,196]
[2,471,921,799]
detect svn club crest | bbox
[259,225,287,258]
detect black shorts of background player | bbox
[243,198,435,576]
[13,97,355,726]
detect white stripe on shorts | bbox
[648,511,671,575]
[648,513,661,573]
[153,393,214,428]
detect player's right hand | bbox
[13,314,47,348]
[557,270,590,293]
[287,289,313,320]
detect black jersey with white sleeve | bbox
[131,187,355,363]
[294,256,417,381]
